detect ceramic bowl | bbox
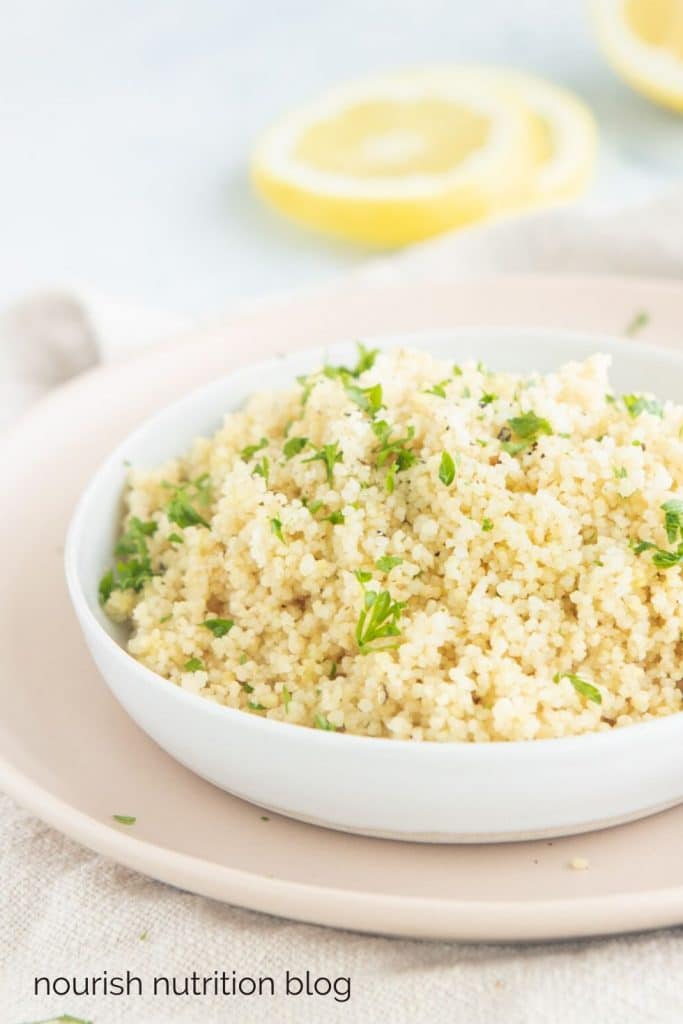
[65,328,683,842]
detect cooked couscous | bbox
[101,345,683,741]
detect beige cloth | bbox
[2,191,683,1023]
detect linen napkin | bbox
[2,190,683,1024]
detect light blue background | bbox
[1,0,681,313]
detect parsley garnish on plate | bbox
[113,814,136,826]
[201,618,234,638]
[624,310,650,337]
[304,442,343,484]
[500,411,553,455]
[553,673,602,705]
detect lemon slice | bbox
[251,69,535,246]
[487,71,598,206]
[592,0,683,112]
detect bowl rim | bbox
[64,325,683,756]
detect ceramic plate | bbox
[1,274,682,942]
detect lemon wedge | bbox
[592,0,683,112]
[487,70,597,206]
[251,69,536,246]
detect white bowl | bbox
[65,328,683,842]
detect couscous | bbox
[100,345,683,741]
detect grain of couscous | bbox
[101,344,683,741]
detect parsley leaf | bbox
[624,310,649,337]
[325,341,379,381]
[439,451,456,487]
[113,814,136,826]
[662,499,683,544]
[304,442,343,484]
[622,394,664,419]
[553,672,602,705]
[99,517,158,601]
[252,455,270,486]
[501,411,553,455]
[345,382,384,416]
[270,517,286,543]
[425,379,450,398]
[201,618,234,638]
[375,555,403,573]
[314,713,337,731]
[240,437,268,462]
[283,436,308,459]
[184,658,205,672]
[355,579,406,655]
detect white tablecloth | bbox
[2,191,683,1023]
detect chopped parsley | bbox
[438,451,456,487]
[282,685,292,712]
[240,437,268,462]
[329,661,338,679]
[249,701,266,711]
[270,517,286,543]
[373,419,417,491]
[453,364,463,377]
[168,532,184,545]
[345,382,384,416]
[424,379,450,398]
[553,672,602,705]
[304,441,343,484]
[314,713,336,731]
[662,499,683,543]
[252,455,270,486]
[164,475,212,529]
[355,576,406,655]
[325,341,378,380]
[98,516,158,602]
[632,499,683,568]
[184,657,205,673]
[482,518,494,532]
[613,466,628,479]
[201,618,234,638]
[479,392,497,407]
[501,411,553,455]
[622,394,663,419]
[283,436,308,459]
[624,310,650,337]
[324,509,345,525]
[113,814,136,826]
[375,555,403,573]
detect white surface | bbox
[65,329,683,842]
[1,0,682,317]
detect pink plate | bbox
[1,273,682,941]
